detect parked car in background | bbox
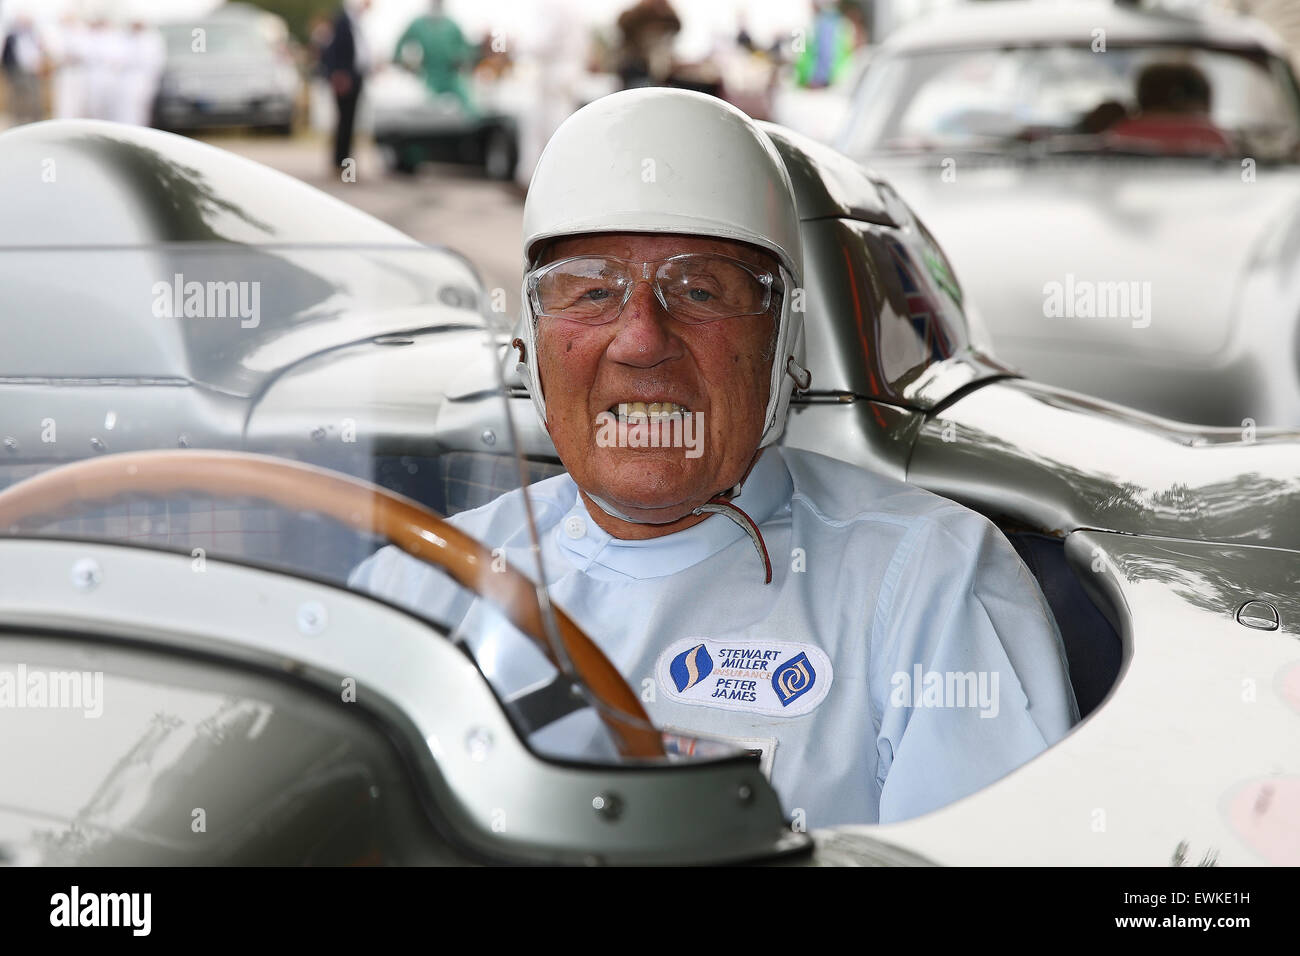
[154,3,299,136]
[369,67,519,180]
[837,0,1300,428]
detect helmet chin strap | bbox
[690,496,773,585]
[582,449,773,585]
[559,353,813,587]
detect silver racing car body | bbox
[0,119,1295,866]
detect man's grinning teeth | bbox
[609,401,690,421]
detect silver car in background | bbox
[837,0,1300,428]
[153,4,299,136]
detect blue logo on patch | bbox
[670,643,714,693]
[772,652,816,707]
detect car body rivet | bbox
[89,437,106,452]
[310,427,327,441]
[70,558,102,592]
[737,783,754,804]
[2,437,16,453]
[465,727,493,762]
[296,601,328,635]
[592,792,623,821]
[481,429,496,446]
[1237,601,1280,631]
[177,433,191,449]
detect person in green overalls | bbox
[794,0,857,89]
[394,0,477,115]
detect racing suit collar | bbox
[555,447,792,581]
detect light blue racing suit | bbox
[350,446,1079,827]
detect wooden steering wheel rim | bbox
[0,450,664,758]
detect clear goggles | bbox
[526,253,777,325]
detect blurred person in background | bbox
[2,15,44,125]
[308,13,334,68]
[85,17,129,123]
[394,0,475,115]
[307,13,335,135]
[715,15,783,119]
[118,20,164,127]
[321,0,372,169]
[795,0,857,89]
[49,13,90,120]
[513,0,593,189]
[615,0,679,89]
[1108,62,1232,153]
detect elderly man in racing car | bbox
[353,88,1079,827]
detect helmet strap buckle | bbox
[785,356,812,391]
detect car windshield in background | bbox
[846,44,1300,162]
[162,22,272,59]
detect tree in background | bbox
[243,0,337,43]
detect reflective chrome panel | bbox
[910,378,1300,548]
[783,396,923,481]
[799,217,983,403]
[762,122,895,224]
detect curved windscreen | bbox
[843,44,1300,162]
[0,243,737,769]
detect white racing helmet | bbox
[516,87,809,451]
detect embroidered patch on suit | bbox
[657,638,833,717]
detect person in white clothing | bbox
[84,18,129,123]
[49,15,91,120]
[117,21,165,127]
[2,16,44,125]
[351,88,1079,826]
